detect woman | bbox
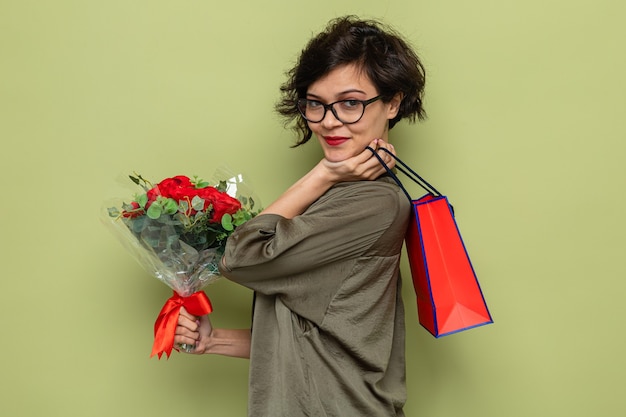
[176,15,426,416]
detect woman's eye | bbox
[308,100,323,108]
[340,100,360,110]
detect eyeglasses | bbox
[297,96,382,124]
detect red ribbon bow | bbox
[151,290,213,359]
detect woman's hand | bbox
[321,138,396,183]
[174,307,252,358]
[174,307,213,354]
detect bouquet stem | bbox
[177,343,195,353]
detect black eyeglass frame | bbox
[296,95,382,124]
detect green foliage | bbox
[109,173,262,254]
[129,173,153,191]
[216,180,228,193]
[145,197,177,220]
[136,193,148,207]
[191,175,209,189]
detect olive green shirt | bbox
[220,176,410,417]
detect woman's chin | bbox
[322,149,354,163]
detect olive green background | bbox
[1,1,624,416]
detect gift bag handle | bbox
[366,146,443,201]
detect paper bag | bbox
[368,147,493,337]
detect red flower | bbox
[197,187,242,222]
[142,175,241,222]
[147,176,194,202]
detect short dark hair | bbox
[276,15,427,146]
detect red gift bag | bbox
[369,147,492,337]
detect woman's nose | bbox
[320,108,344,128]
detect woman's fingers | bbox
[175,312,201,351]
[374,140,396,170]
[178,315,199,332]
[176,306,201,350]
[322,138,397,181]
[178,307,200,331]
[362,139,395,175]
[179,306,195,321]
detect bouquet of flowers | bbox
[104,170,259,358]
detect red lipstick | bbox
[324,136,349,146]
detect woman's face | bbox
[305,63,401,162]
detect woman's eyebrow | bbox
[306,89,368,99]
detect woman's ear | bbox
[387,92,404,119]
